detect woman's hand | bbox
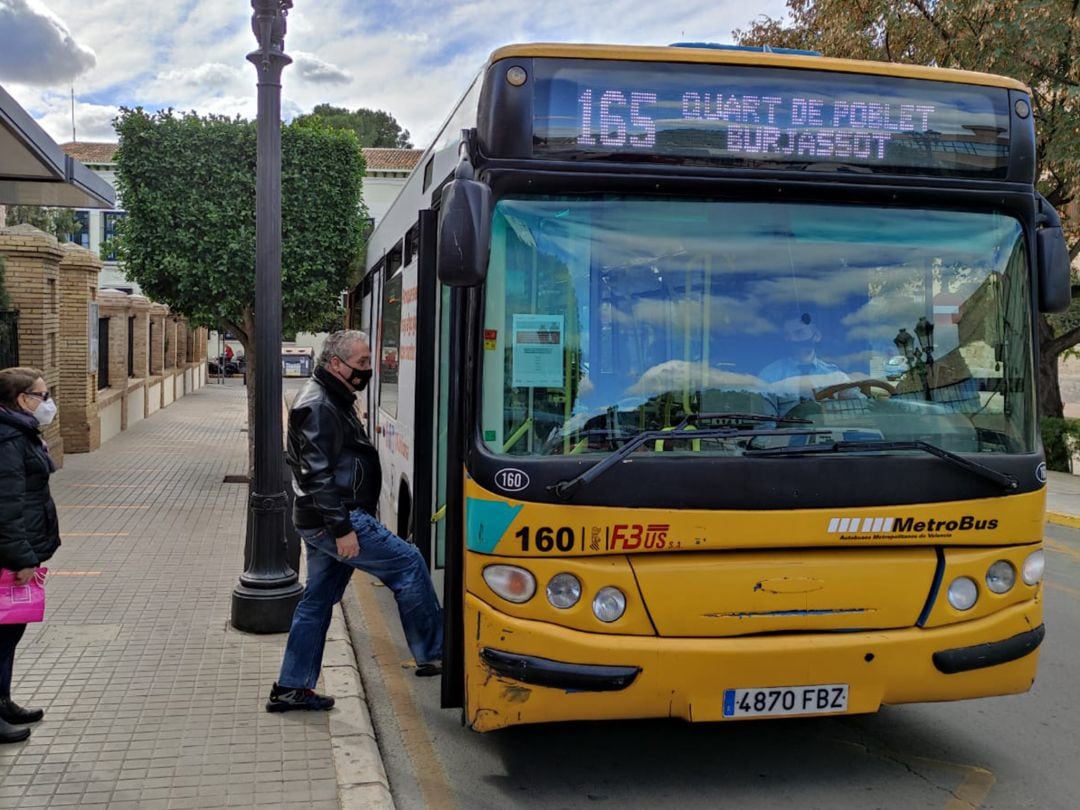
[14,568,36,585]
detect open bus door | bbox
[406,206,468,710]
[411,209,439,571]
[434,174,492,710]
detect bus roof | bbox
[487,42,1030,93]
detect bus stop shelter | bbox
[0,83,115,209]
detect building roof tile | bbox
[60,141,118,164]
[362,148,424,171]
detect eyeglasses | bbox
[23,391,51,402]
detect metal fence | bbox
[0,310,18,369]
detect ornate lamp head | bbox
[914,316,934,354]
[893,327,915,361]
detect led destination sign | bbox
[532,60,1014,176]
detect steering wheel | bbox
[815,379,896,400]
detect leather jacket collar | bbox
[313,365,357,409]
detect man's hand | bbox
[336,531,360,559]
[14,567,36,585]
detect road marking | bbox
[939,761,995,810]
[352,575,456,810]
[830,738,994,808]
[1045,511,1080,529]
[1045,539,1080,562]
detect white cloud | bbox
[158,63,244,88]
[33,96,118,141]
[2,0,791,145]
[292,52,351,85]
[0,0,95,85]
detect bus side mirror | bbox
[1037,197,1072,313]
[437,179,491,287]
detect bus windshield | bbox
[480,196,1035,457]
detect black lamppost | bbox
[914,316,935,401]
[893,319,935,402]
[231,0,303,633]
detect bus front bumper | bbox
[464,594,1044,732]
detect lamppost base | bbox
[230,580,304,634]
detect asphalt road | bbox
[344,524,1080,810]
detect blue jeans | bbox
[278,509,443,690]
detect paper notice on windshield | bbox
[512,314,564,388]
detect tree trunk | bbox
[1038,314,1065,418]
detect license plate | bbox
[722,684,848,718]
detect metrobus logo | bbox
[827,516,999,534]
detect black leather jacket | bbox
[0,407,61,570]
[288,367,381,538]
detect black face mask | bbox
[340,361,372,392]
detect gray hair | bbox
[318,330,369,368]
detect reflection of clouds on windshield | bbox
[748,268,872,308]
[624,360,764,397]
[630,296,774,335]
[843,297,925,342]
[830,350,876,372]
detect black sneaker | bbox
[265,682,335,712]
[415,661,442,677]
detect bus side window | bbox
[380,244,404,418]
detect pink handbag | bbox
[0,568,47,624]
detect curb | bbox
[1046,511,1080,529]
[326,601,397,810]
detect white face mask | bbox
[31,398,57,427]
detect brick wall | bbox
[98,289,130,394]
[129,295,150,378]
[58,244,102,452]
[165,317,179,371]
[149,305,167,376]
[0,225,64,464]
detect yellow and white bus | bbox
[350,43,1071,731]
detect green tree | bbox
[6,205,81,243]
[734,0,1080,416]
[294,104,412,148]
[113,108,367,469]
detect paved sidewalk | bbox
[0,380,390,809]
[1046,470,1080,528]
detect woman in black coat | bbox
[0,367,60,744]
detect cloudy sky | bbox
[0,0,790,148]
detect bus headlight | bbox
[546,573,582,609]
[985,560,1016,594]
[592,586,626,622]
[947,576,979,611]
[483,565,536,604]
[1022,550,1045,585]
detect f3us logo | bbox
[610,524,669,550]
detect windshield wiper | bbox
[744,440,1018,491]
[550,416,827,501]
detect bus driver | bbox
[758,313,852,414]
